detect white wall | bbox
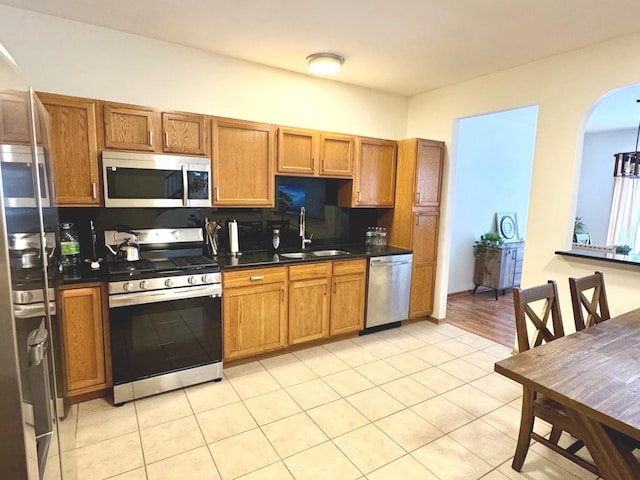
[408,31,640,324]
[577,128,636,245]
[448,107,537,294]
[0,6,407,140]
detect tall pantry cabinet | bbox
[380,138,444,319]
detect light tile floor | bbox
[52,321,601,480]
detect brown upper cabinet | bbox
[38,92,101,206]
[212,118,275,207]
[338,137,397,208]
[277,127,354,178]
[103,102,209,156]
[161,112,208,155]
[412,138,444,207]
[0,91,41,145]
[103,103,159,152]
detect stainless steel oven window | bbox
[110,295,222,395]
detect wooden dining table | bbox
[494,308,640,479]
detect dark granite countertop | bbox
[215,244,413,269]
[555,248,640,267]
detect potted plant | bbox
[573,216,586,240]
[615,245,632,255]
[473,231,504,259]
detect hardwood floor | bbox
[445,289,516,348]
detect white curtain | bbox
[606,176,640,251]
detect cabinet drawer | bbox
[223,267,286,288]
[333,258,366,276]
[288,262,331,281]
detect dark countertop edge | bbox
[217,245,413,270]
[555,249,640,268]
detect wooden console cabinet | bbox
[473,241,525,299]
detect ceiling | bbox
[3,0,640,129]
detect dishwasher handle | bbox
[370,260,412,266]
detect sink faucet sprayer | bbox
[300,207,313,249]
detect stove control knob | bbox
[165,279,174,287]
[123,282,134,292]
[140,280,150,290]
[202,274,212,283]
[188,276,198,285]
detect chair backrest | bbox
[513,280,565,353]
[568,271,610,332]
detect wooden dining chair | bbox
[511,280,600,476]
[569,271,610,332]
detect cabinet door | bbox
[103,104,159,151]
[223,282,287,360]
[162,112,207,155]
[213,118,275,207]
[409,210,439,318]
[39,93,101,206]
[288,277,330,344]
[414,140,444,207]
[59,286,108,394]
[330,272,365,335]
[319,133,354,178]
[0,91,41,144]
[277,127,316,175]
[498,247,518,290]
[356,137,397,207]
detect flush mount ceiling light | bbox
[306,53,344,75]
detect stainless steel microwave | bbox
[0,144,50,208]
[102,151,212,208]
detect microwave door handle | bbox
[182,164,188,207]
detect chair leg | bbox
[549,425,562,445]
[512,390,535,471]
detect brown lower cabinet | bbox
[222,267,288,361]
[57,283,111,397]
[223,258,366,361]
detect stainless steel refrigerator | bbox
[0,43,69,479]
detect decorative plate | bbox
[500,216,516,239]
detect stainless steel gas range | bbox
[105,228,223,405]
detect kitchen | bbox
[4,2,640,479]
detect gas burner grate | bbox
[171,256,218,269]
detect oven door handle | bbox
[109,285,222,308]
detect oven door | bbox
[0,145,50,208]
[109,292,222,403]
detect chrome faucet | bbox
[299,207,313,249]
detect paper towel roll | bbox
[229,220,239,254]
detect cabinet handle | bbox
[148,130,153,146]
[416,192,421,203]
[324,284,327,296]
[333,281,337,294]
[357,191,361,203]
[164,132,169,147]
[281,287,285,302]
[322,159,326,172]
[249,275,265,281]
[91,182,97,199]
[415,213,420,225]
[215,186,219,201]
[312,158,316,170]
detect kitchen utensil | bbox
[205,220,220,256]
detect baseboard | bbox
[447,290,473,298]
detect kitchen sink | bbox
[311,249,351,257]
[280,252,312,259]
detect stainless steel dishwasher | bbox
[364,253,413,332]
